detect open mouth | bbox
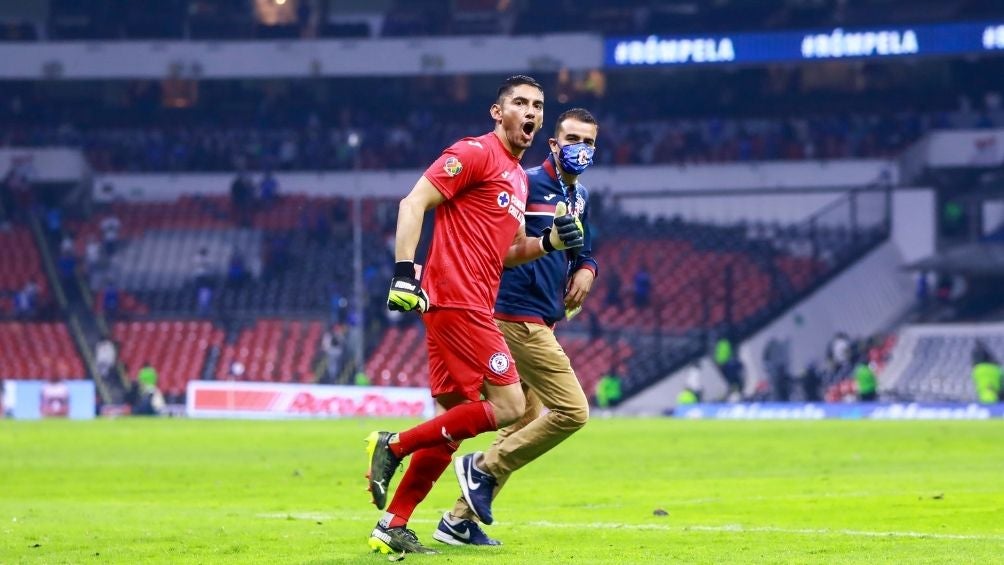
[521,122,535,136]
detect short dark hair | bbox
[496,74,543,104]
[554,107,598,137]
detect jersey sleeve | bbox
[422,138,490,200]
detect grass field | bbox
[2,418,1004,564]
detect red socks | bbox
[384,442,458,527]
[390,400,497,459]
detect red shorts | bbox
[423,307,519,401]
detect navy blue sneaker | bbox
[433,512,502,546]
[454,452,498,525]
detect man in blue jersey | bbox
[437,108,600,546]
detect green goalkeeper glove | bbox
[387,261,428,313]
[542,201,584,252]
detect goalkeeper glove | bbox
[387,261,428,313]
[542,201,584,252]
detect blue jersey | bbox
[495,154,599,326]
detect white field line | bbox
[255,513,1004,542]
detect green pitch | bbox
[2,418,1003,564]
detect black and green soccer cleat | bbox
[368,523,438,555]
[365,431,402,510]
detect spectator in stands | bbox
[722,356,745,402]
[230,171,254,226]
[14,280,38,318]
[44,207,62,243]
[226,246,250,288]
[604,270,622,308]
[0,170,15,224]
[259,169,280,204]
[192,246,213,287]
[827,331,853,382]
[328,284,347,324]
[60,233,74,256]
[971,341,1002,404]
[763,336,791,401]
[633,264,651,308]
[84,235,103,283]
[196,285,213,316]
[100,214,121,256]
[801,362,823,402]
[57,239,78,291]
[102,280,120,319]
[322,325,345,384]
[315,210,333,245]
[914,270,930,308]
[94,335,117,380]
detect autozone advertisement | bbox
[186,381,434,419]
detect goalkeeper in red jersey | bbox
[366,75,585,555]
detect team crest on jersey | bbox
[497,191,511,208]
[489,352,511,375]
[443,157,463,177]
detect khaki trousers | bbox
[453,319,589,521]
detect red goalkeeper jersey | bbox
[421,131,528,314]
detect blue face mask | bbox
[556,142,595,175]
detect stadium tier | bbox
[882,326,1004,403]
[63,195,389,316]
[20,0,996,40]
[214,319,323,384]
[0,322,83,380]
[0,225,49,316]
[113,320,224,399]
[7,111,984,172]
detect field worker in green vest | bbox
[854,362,877,401]
[596,370,622,409]
[972,341,1002,404]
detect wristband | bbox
[394,261,416,278]
[540,228,556,253]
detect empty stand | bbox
[0,226,49,314]
[215,319,323,384]
[0,322,84,379]
[113,321,224,398]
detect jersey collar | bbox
[543,153,559,181]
